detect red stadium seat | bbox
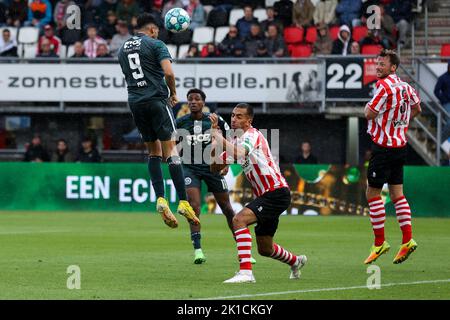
[361,44,383,55]
[305,26,317,44]
[289,44,312,57]
[284,27,304,44]
[441,44,450,57]
[352,25,368,42]
[329,25,340,41]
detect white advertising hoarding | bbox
[0,63,321,103]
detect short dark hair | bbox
[2,28,10,34]
[187,88,206,101]
[136,13,158,30]
[378,49,400,69]
[58,138,67,144]
[235,103,254,119]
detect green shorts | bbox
[129,99,176,142]
[183,165,228,193]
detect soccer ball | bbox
[164,8,191,33]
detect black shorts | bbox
[129,99,176,142]
[183,165,228,193]
[367,141,407,189]
[246,187,291,237]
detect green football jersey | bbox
[118,33,172,104]
[176,113,230,170]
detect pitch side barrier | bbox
[0,56,381,112]
[0,162,448,217]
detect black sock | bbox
[167,156,187,201]
[191,232,201,250]
[148,156,165,199]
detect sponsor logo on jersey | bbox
[185,177,192,185]
[393,120,407,127]
[186,134,211,145]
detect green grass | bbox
[0,211,449,300]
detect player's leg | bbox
[364,145,391,264]
[223,208,257,283]
[186,184,206,264]
[151,99,199,226]
[256,235,307,280]
[388,149,417,264]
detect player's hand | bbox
[219,166,229,176]
[209,113,219,129]
[169,94,179,107]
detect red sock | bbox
[270,243,298,266]
[394,196,412,244]
[234,228,252,271]
[368,196,386,246]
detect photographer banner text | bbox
[0,163,448,216]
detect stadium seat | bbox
[167,44,177,59]
[265,0,277,6]
[441,44,450,57]
[59,45,67,58]
[170,29,193,45]
[192,26,214,45]
[18,27,39,44]
[305,26,317,44]
[67,44,75,58]
[284,27,304,44]
[178,44,190,59]
[329,25,340,41]
[254,8,268,22]
[361,44,383,55]
[0,27,18,41]
[214,26,230,43]
[229,8,244,26]
[19,43,38,58]
[289,44,312,57]
[352,25,368,42]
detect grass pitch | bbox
[0,211,449,300]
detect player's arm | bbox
[411,103,422,119]
[365,85,387,120]
[210,114,248,160]
[364,106,378,120]
[160,59,178,107]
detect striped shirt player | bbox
[210,104,307,284]
[363,49,421,266]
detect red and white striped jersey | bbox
[366,74,421,148]
[234,127,288,197]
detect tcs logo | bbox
[186,134,211,145]
[124,39,142,50]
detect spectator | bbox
[99,10,118,41]
[7,0,28,27]
[236,5,258,39]
[232,41,246,58]
[184,43,199,58]
[201,42,220,58]
[76,137,102,163]
[24,135,50,162]
[70,41,87,58]
[186,0,205,30]
[386,0,412,47]
[360,29,382,47]
[51,139,73,162]
[26,0,52,29]
[36,37,59,57]
[115,0,139,25]
[110,20,130,56]
[313,0,337,26]
[350,40,360,54]
[0,1,6,26]
[244,23,264,57]
[53,0,74,34]
[273,0,293,28]
[255,41,269,57]
[313,22,332,55]
[331,24,351,56]
[292,0,315,28]
[434,60,450,139]
[162,0,183,18]
[335,0,362,27]
[0,28,18,57]
[37,24,61,56]
[98,0,118,22]
[96,43,112,58]
[264,23,287,58]
[83,25,107,58]
[218,25,243,56]
[260,6,283,34]
[294,141,318,164]
[378,4,397,49]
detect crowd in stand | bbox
[0,0,417,59]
